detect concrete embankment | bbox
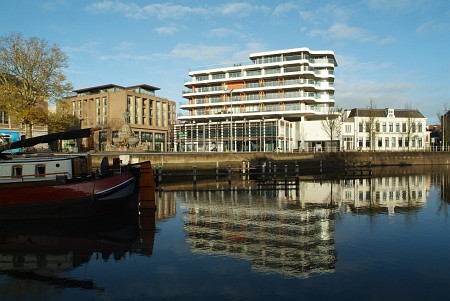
[90,151,450,170]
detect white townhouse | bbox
[342,108,428,151]
[174,47,339,152]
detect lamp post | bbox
[443,111,446,151]
[229,89,234,152]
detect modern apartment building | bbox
[342,108,428,151]
[175,47,338,152]
[69,84,176,152]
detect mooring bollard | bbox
[228,165,232,189]
[216,162,219,182]
[158,166,162,188]
[262,162,266,181]
[193,166,197,190]
[284,164,288,186]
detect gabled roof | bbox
[347,108,425,118]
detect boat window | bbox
[12,165,22,177]
[35,164,46,177]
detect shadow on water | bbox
[0,207,156,293]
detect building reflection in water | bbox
[341,174,429,215]
[179,173,433,279]
[180,189,338,279]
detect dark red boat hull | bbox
[0,172,137,220]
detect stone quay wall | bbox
[90,151,450,170]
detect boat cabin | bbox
[0,155,91,184]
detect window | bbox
[385,137,389,147]
[396,123,400,132]
[12,165,22,177]
[229,71,241,78]
[402,123,407,132]
[398,137,403,147]
[212,73,225,79]
[418,123,423,132]
[382,123,386,132]
[391,137,396,148]
[378,137,382,147]
[376,122,380,132]
[359,122,363,132]
[265,68,281,74]
[246,69,261,76]
[389,123,393,132]
[345,125,351,133]
[35,164,46,177]
[196,75,208,81]
[0,111,8,124]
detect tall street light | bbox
[229,89,234,152]
[443,110,446,151]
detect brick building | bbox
[68,84,176,152]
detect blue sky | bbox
[1,0,449,122]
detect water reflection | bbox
[0,210,156,297]
[180,190,338,279]
[179,172,439,279]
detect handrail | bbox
[0,171,70,181]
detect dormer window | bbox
[387,109,395,118]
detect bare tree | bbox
[366,98,378,151]
[404,103,417,151]
[0,32,73,138]
[321,106,342,151]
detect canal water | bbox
[1,169,450,301]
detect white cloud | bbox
[205,28,247,39]
[155,26,180,35]
[416,20,450,35]
[311,23,395,44]
[142,3,208,20]
[86,1,144,19]
[366,0,429,12]
[273,2,299,16]
[113,41,135,52]
[219,2,270,17]
[87,1,269,20]
[336,79,416,110]
[170,44,236,63]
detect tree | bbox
[404,103,417,151]
[0,32,73,138]
[366,98,378,151]
[47,99,78,133]
[321,106,342,151]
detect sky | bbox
[1,0,449,122]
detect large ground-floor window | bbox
[174,118,292,152]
